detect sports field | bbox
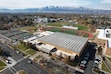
[74,24,88,31]
[47,22,70,27]
[42,26,93,39]
[47,22,88,31]
[49,27,77,35]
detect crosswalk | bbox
[9,67,17,74]
[17,56,28,63]
[7,56,28,74]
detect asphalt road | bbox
[1,58,49,74]
[0,42,23,61]
[84,43,96,74]
[0,68,13,74]
[0,42,49,74]
[13,58,49,74]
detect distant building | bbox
[96,29,111,57]
[34,17,49,23]
[62,26,78,30]
[0,29,32,44]
[50,18,58,22]
[58,18,66,22]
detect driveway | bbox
[84,43,96,74]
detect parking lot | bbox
[78,42,96,74]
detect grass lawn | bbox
[0,60,6,66]
[0,67,5,70]
[74,24,88,31]
[19,26,39,34]
[19,26,38,30]
[107,57,111,62]
[16,44,28,51]
[47,22,69,27]
[18,70,26,74]
[83,33,89,37]
[26,49,36,55]
[36,55,42,59]
[63,30,77,35]
[50,28,62,32]
[48,27,77,35]
[102,62,111,73]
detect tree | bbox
[17,70,27,74]
[98,46,103,55]
[0,47,3,55]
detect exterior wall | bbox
[104,40,108,55]
[79,41,88,56]
[95,29,111,57]
[95,38,111,57]
[55,50,76,59]
[95,38,107,55]
[105,47,111,57]
[39,40,88,57]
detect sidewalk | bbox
[103,57,111,73]
[7,57,17,67]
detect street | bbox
[13,58,49,74]
[0,42,49,74]
[1,58,49,74]
[0,42,23,61]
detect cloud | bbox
[102,0,111,3]
[0,0,111,10]
[0,0,90,9]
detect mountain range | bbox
[0,6,111,14]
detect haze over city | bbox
[0,0,111,10]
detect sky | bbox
[0,0,111,10]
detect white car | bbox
[81,60,87,65]
[28,60,32,64]
[94,59,100,64]
[5,59,11,64]
[16,51,19,53]
[94,60,99,64]
[5,60,8,63]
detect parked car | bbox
[28,60,32,64]
[94,59,101,64]
[84,56,89,61]
[95,56,101,64]
[85,52,90,57]
[5,59,11,64]
[80,64,85,70]
[16,50,20,53]
[80,60,87,70]
[81,60,87,65]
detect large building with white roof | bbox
[38,32,88,59]
[96,29,111,57]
